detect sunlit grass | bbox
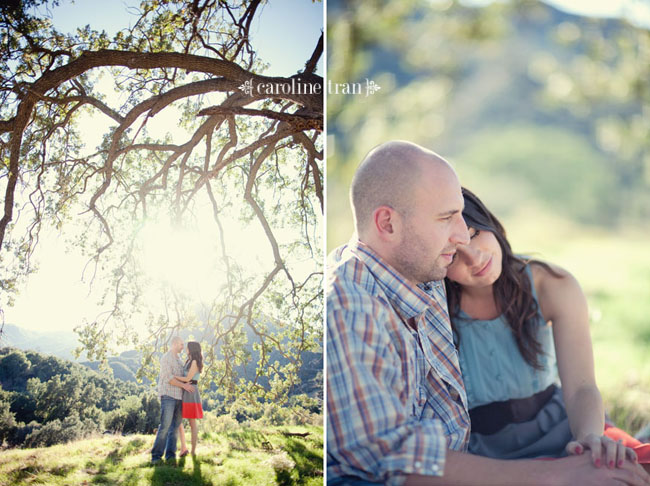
[0,425,323,486]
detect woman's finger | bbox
[605,437,618,469]
[565,440,585,455]
[614,440,627,467]
[585,435,603,467]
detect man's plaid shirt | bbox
[157,350,184,400]
[327,240,470,486]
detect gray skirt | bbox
[469,386,572,459]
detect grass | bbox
[0,424,323,486]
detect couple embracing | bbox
[327,141,650,485]
[151,336,204,464]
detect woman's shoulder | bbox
[528,260,585,319]
[528,260,572,289]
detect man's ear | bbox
[373,206,401,242]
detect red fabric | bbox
[604,424,650,464]
[182,402,203,419]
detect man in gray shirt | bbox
[151,336,194,464]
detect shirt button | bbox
[489,349,495,357]
[432,464,440,473]
[414,461,422,469]
[496,374,502,380]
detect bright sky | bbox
[39,0,323,76]
[5,0,323,333]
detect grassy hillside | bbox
[0,423,323,486]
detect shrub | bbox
[0,398,17,444]
[23,414,99,448]
[104,396,150,434]
[7,421,41,448]
[266,450,296,472]
[261,402,291,426]
[203,412,240,433]
[141,393,160,434]
[229,398,263,423]
[104,409,128,434]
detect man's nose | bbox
[450,214,470,245]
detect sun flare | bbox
[138,222,221,297]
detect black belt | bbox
[189,380,198,385]
[469,384,557,435]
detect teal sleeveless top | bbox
[185,361,200,381]
[454,265,559,409]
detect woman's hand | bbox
[567,433,638,468]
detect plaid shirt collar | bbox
[347,239,440,322]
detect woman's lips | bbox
[474,256,492,277]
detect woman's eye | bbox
[470,229,480,240]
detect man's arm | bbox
[169,376,194,393]
[160,355,194,393]
[404,450,650,486]
[327,306,448,484]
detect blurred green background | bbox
[327,0,650,434]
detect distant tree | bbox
[537,16,650,221]
[7,389,37,424]
[0,349,31,389]
[1,0,323,403]
[28,354,71,383]
[28,374,82,422]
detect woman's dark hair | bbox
[186,341,203,373]
[444,187,562,370]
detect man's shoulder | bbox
[160,351,175,364]
[327,244,389,316]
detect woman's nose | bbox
[459,244,481,265]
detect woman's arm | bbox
[533,262,632,468]
[174,360,199,383]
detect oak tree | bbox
[0,0,323,403]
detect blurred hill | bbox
[327,0,650,249]
[0,324,81,361]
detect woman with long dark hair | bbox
[444,187,649,468]
[174,341,204,456]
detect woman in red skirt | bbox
[175,341,204,456]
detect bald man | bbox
[151,336,194,465]
[326,141,650,486]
